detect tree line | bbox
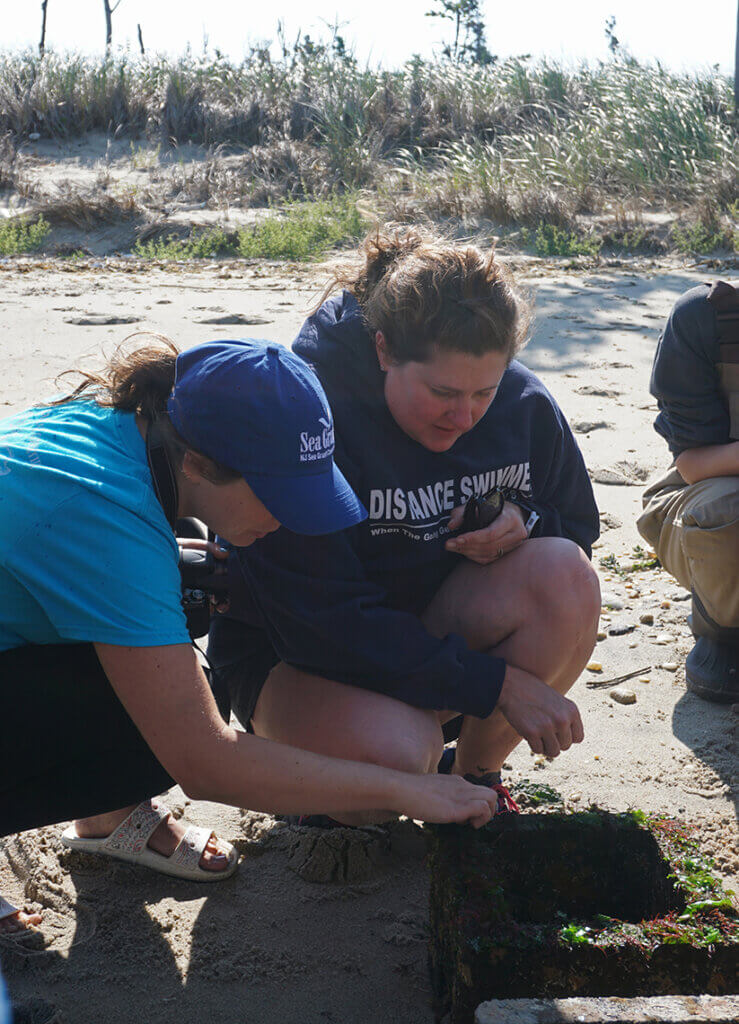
[33,0,739,116]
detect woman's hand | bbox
[390,772,499,828]
[496,664,584,757]
[445,502,527,564]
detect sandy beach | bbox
[1,252,737,1023]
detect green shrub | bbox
[670,222,735,255]
[133,226,235,259]
[130,196,366,262]
[522,222,602,258]
[0,215,50,255]
[236,195,367,260]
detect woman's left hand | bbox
[444,502,527,565]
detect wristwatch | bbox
[521,507,540,537]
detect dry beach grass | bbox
[0,50,737,259]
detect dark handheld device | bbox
[459,486,505,534]
[179,542,230,640]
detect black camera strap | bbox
[145,418,179,531]
[144,418,231,713]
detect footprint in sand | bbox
[287,826,390,884]
[194,314,273,325]
[64,315,139,326]
[591,460,651,485]
[575,385,621,398]
[571,420,612,433]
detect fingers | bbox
[468,800,494,829]
[462,788,497,828]
[541,730,563,758]
[526,732,545,755]
[532,704,584,759]
[446,506,526,563]
[177,538,228,559]
[442,778,498,828]
[446,523,506,558]
[447,504,466,531]
[571,707,585,744]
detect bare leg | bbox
[423,537,600,776]
[252,668,445,825]
[246,537,597,822]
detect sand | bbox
[0,252,737,1024]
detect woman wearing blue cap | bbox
[0,335,500,941]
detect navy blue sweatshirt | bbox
[650,284,731,456]
[227,292,599,718]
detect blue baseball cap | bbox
[167,340,366,535]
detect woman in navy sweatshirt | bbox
[210,227,601,821]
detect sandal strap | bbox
[102,799,170,856]
[169,825,212,873]
[492,783,521,815]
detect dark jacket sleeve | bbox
[650,285,728,456]
[522,394,600,558]
[231,527,504,718]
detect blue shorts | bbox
[207,615,279,730]
[206,615,463,743]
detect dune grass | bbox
[0,47,736,256]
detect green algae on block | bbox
[428,811,738,1024]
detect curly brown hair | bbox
[322,225,530,364]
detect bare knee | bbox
[529,538,601,634]
[364,714,444,775]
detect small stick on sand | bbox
[585,665,652,689]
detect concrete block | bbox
[429,811,739,1024]
[475,995,739,1023]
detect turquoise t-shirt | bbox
[0,400,190,651]
[0,967,9,1024]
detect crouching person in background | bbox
[638,282,739,703]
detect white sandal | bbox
[60,799,238,882]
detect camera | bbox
[176,518,229,639]
[459,486,505,533]
[179,546,229,639]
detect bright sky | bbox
[3,1,736,74]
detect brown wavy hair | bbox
[322,225,530,364]
[51,334,239,483]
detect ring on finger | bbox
[497,547,504,559]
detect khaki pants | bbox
[637,467,739,631]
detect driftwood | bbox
[585,665,651,689]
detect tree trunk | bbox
[735,0,738,118]
[104,0,113,51]
[39,0,49,57]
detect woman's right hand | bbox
[390,772,499,828]
[496,664,584,757]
